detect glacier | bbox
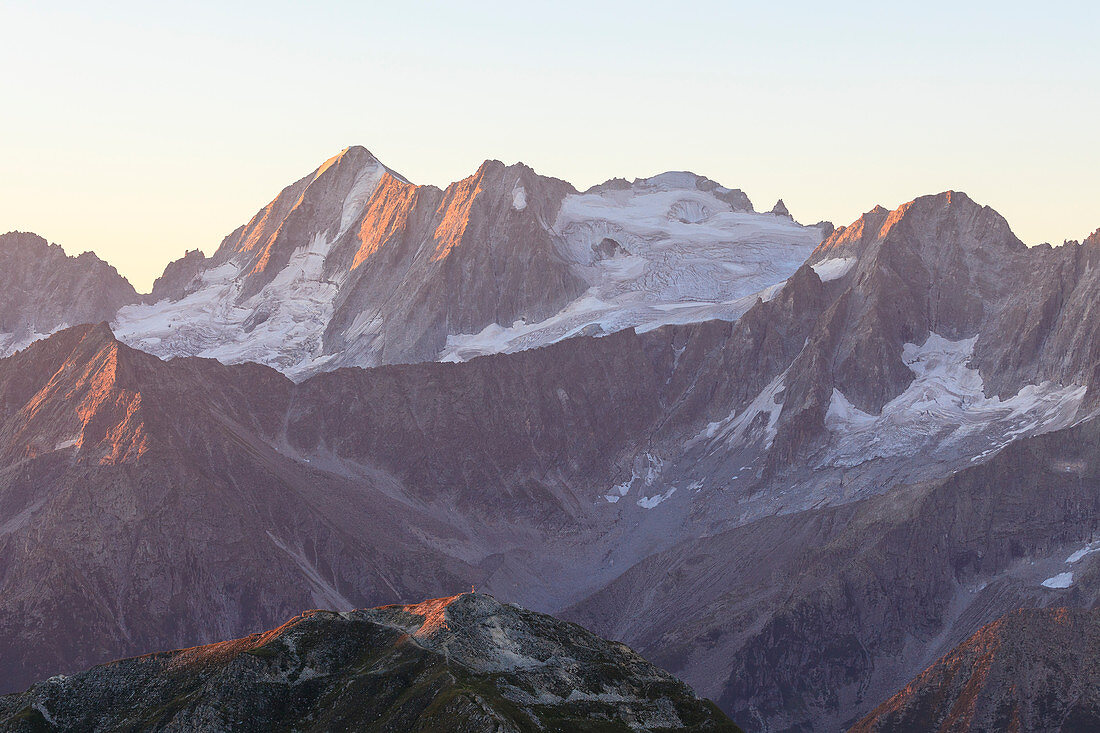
[441,177,821,362]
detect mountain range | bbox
[0,146,818,378]
[1,146,1099,731]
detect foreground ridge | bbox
[0,593,739,732]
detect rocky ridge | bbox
[852,608,1100,732]
[0,593,738,732]
[1,146,822,377]
[0,232,137,356]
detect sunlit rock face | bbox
[0,232,138,356]
[109,148,588,377]
[106,146,821,378]
[0,148,821,377]
[852,608,1100,732]
[0,593,740,732]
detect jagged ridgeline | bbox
[0,147,822,377]
[0,594,739,732]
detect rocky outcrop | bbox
[0,232,137,355]
[146,248,207,302]
[852,608,1100,732]
[0,593,739,732]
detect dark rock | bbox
[593,237,629,259]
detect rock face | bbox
[146,248,206,303]
[0,232,137,355]
[852,608,1100,732]
[0,593,739,732]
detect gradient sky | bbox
[2,1,1097,291]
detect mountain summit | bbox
[0,593,738,732]
[90,146,819,377]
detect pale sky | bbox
[2,1,1097,291]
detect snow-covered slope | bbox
[822,333,1086,468]
[112,148,396,378]
[442,173,819,361]
[107,149,820,377]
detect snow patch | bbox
[338,161,388,236]
[511,182,527,211]
[0,327,67,358]
[32,703,57,726]
[811,257,855,282]
[637,487,676,509]
[823,334,1085,468]
[603,452,664,503]
[690,368,788,452]
[1041,572,1074,589]
[1068,541,1100,564]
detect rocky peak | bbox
[0,233,128,282]
[812,191,1024,264]
[770,198,791,218]
[0,231,55,257]
[363,593,611,673]
[146,248,207,302]
[209,145,401,294]
[0,233,137,355]
[747,192,1037,470]
[0,323,151,465]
